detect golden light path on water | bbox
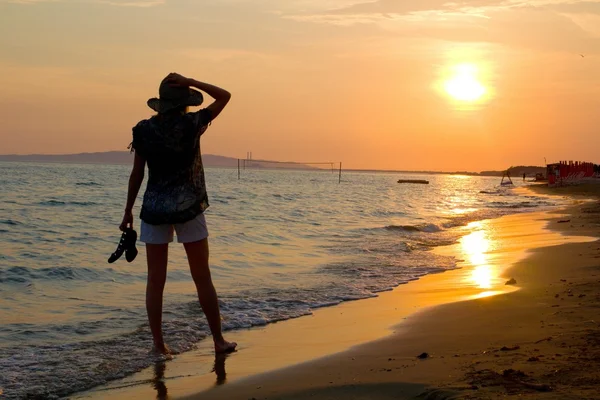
[448,213,598,301]
[461,227,494,289]
[457,220,503,299]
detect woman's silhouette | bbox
[121,73,237,355]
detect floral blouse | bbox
[131,109,212,225]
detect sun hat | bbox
[147,75,204,113]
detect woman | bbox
[120,72,236,355]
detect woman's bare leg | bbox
[183,239,237,353]
[145,243,170,354]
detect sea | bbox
[0,161,564,399]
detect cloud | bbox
[281,0,600,55]
[550,1,600,14]
[286,0,600,23]
[284,0,523,26]
[1,0,164,5]
[320,0,600,17]
[1,0,60,3]
[178,48,278,63]
[327,0,513,15]
[94,0,164,6]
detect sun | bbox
[443,64,486,102]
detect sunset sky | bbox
[1,0,599,171]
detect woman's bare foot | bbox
[214,339,237,354]
[151,343,174,360]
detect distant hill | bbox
[0,152,318,169]
[347,169,480,176]
[480,166,546,177]
[0,153,546,175]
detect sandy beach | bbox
[186,196,600,400]
[73,186,600,400]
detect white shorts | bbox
[140,213,209,244]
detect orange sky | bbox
[1,0,599,171]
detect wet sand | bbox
[78,187,600,400]
[188,190,600,400]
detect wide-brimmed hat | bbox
[147,76,203,113]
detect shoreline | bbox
[187,195,600,399]
[0,158,528,177]
[74,190,598,399]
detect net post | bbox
[237,159,240,180]
[338,162,342,183]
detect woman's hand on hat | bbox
[166,73,190,88]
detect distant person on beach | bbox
[120,72,237,355]
[523,173,526,181]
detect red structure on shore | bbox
[547,161,600,187]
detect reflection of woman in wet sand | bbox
[121,73,236,355]
[152,362,168,400]
[213,353,228,386]
[152,353,229,398]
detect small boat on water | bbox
[397,179,429,184]
[500,169,514,186]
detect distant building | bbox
[546,161,600,187]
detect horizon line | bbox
[0,150,549,175]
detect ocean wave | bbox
[272,193,297,201]
[384,223,442,233]
[441,210,505,229]
[39,200,98,206]
[488,200,552,209]
[0,266,110,284]
[414,236,462,247]
[441,200,556,229]
[479,188,516,196]
[0,287,340,399]
[0,324,173,400]
[370,210,408,218]
[0,266,156,284]
[40,199,66,206]
[0,291,361,399]
[0,250,458,400]
[75,181,102,186]
[0,265,201,285]
[0,219,22,226]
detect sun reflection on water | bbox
[459,222,500,293]
[450,207,478,215]
[462,229,489,267]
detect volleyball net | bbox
[236,159,343,183]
